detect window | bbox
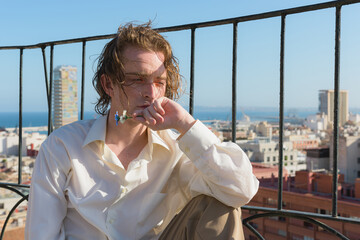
[284,155,288,161]
[278,229,287,237]
[303,221,314,229]
[267,157,270,162]
[318,209,330,215]
[267,198,277,206]
[304,236,314,240]
[290,155,293,160]
[273,156,276,162]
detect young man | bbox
[25,23,259,240]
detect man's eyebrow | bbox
[125,72,148,76]
[125,72,167,80]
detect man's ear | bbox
[100,74,114,97]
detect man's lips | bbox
[138,103,151,109]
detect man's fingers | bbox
[153,98,165,115]
[142,108,157,125]
[133,110,143,117]
[147,104,164,124]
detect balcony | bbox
[1,0,360,239]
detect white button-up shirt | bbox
[25,115,259,240]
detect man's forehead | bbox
[122,47,166,76]
[123,46,165,62]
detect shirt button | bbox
[120,186,128,194]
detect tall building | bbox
[52,66,78,129]
[318,90,348,126]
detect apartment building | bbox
[238,138,304,176]
[330,134,360,183]
[52,65,78,130]
[318,90,348,127]
[243,171,360,240]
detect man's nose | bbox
[141,82,158,99]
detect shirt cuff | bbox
[178,120,221,161]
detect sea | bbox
[0,107,321,129]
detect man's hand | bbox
[132,97,196,135]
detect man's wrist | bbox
[176,114,196,140]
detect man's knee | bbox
[192,195,243,240]
[160,195,244,240]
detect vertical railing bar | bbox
[41,47,51,109]
[48,44,54,135]
[18,48,23,185]
[189,28,196,116]
[278,14,286,210]
[80,41,86,120]
[231,22,238,143]
[332,5,341,218]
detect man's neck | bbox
[105,114,147,145]
[105,112,149,170]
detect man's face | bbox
[111,46,167,119]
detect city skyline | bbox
[1,2,360,238]
[1,0,360,113]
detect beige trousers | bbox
[159,195,244,240]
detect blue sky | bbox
[1,0,360,113]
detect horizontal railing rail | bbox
[1,0,360,238]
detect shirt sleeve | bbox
[25,135,71,240]
[177,120,259,208]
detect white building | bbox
[0,131,26,156]
[349,112,360,124]
[330,134,360,183]
[237,138,304,176]
[256,121,272,139]
[305,113,328,132]
[305,147,330,171]
[0,130,46,157]
[286,151,307,175]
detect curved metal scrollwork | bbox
[0,183,29,240]
[241,207,354,240]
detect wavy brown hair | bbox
[92,22,182,115]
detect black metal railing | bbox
[1,0,360,239]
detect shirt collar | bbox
[148,128,170,152]
[82,114,107,147]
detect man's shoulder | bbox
[47,119,96,143]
